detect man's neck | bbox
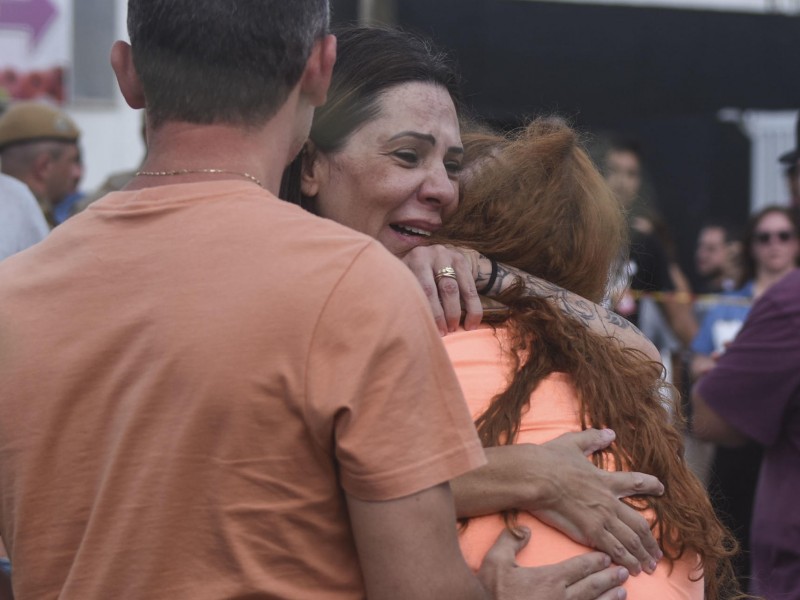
[132,117,298,196]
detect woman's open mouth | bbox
[390,224,432,237]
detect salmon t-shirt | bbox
[0,182,485,599]
[444,326,703,600]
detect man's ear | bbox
[299,34,337,108]
[300,140,323,197]
[110,41,146,110]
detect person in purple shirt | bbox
[692,267,800,599]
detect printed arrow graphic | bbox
[0,0,57,49]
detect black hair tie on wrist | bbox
[478,258,498,295]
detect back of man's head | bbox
[127,0,329,129]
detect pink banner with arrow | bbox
[0,0,65,104]
[0,0,57,48]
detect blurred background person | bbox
[0,170,49,590]
[0,101,82,228]
[691,205,800,590]
[692,206,800,377]
[602,136,704,494]
[685,219,743,487]
[692,266,800,599]
[0,173,49,261]
[693,220,742,297]
[50,153,86,225]
[602,136,698,351]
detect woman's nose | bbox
[420,163,458,211]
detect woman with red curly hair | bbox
[437,118,743,600]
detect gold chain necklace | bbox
[135,168,263,188]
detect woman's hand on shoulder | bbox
[453,429,664,577]
[527,429,664,576]
[401,244,483,335]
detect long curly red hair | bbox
[436,117,744,600]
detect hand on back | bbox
[525,429,664,576]
[479,528,629,600]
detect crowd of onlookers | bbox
[591,121,800,596]
[1,2,799,599]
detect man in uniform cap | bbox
[0,101,82,227]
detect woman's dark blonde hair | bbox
[436,117,743,600]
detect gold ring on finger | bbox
[434,266,458,284]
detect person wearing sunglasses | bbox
[692,206,799,375]
[689,205,799,588]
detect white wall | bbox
[68,0,143,192]
[739,110,798,211]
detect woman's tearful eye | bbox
[393,149,419,165]
[445,160,463,177]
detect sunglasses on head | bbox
[754,230,796,245]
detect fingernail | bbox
[602,428,616,440]
[656,549,663,560]
[618,567,629,583]
[617,589,627,599]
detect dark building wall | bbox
[394,0,788,279]
[397,1,800,121]
[331,0,358,24]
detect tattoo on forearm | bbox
[488,261,646,341]
[490,263,513,296]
